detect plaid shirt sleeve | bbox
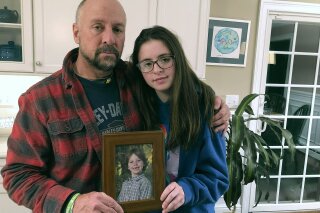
[1,87,75,212]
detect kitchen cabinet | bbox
[0,0,80,73]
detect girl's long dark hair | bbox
[131,26,215,149]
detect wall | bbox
[205,0,320,102]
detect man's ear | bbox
[73,23,80,44]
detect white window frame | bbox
[250,0,320,212]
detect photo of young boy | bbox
[116,145,153,202]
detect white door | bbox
[250,0,320,212]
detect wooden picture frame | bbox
[102,130,165,213]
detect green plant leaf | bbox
[243,129,257,184]
[231,115,244,153]
[254,174,263,207]
[244,104,254,115]
[270,149,280,165]
[259,117,295,156]
[224,152,243,210]
[254,166,272,206]
[235,93,260,116]
[281,129,295,156]
[224,93,296,209]
[250,132,271,167]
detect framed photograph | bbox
[206,17,251,67]
[102,130,165,213]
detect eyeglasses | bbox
[137,54,175,73]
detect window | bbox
[251,0,320,212]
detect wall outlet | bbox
[226,95,239,109]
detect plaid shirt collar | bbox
[130,174,146,182]
[60,48,142,133]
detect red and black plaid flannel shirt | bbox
[1,48,142,212]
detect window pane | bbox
[266,54,291,84]
[264,87,288,115]
[292,55,317,85]
[286,118,309,146]
[318,64,320,85]
[256,178,278,204]
[306,148,320,175]
[279,178,302,203]
[303,178,320,202]
[288,88,313,116]
[261,120,284,146]
[314,88,320,116]
[270,21,295,51]
[310,119,320,146]
[282,149,305,175]
[258,149,281,175]
[295,22,320,53]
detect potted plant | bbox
[224,94,295,211]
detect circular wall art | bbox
[214,28,240,54]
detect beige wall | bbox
[205,0,320,101]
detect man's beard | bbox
[80,45,120,72]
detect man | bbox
[1,0,230,212]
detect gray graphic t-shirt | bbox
[77,74,125,133]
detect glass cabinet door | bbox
[0,0,33,72]
[0,0,22,62]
